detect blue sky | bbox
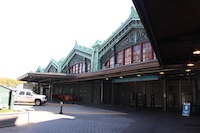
[0,0,134,79]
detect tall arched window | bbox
[73,65,76,74]
[106,60,110,68]
[133,44,141,63]
[87,63,91,72]
[117,51,123,66]
[82,63,86,73]
[79,63,82,73]
[75,64,79,74]
[142,42,152,61]
[125,47,132,65]
[110,56,114,68]
[70,67,73,73]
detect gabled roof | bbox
[44,58,59,72]
[36,58,65,73]
[36,66,45,73]
[58,58,65,65]
[61,42,92,70]
[0,85,15,91]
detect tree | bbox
[0,78,24,88]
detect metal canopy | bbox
[132,0,200,67]
[18,60,167,84]
[17,72,76,84]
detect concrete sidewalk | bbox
[0,103,200,133]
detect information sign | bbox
[182,102,191,117]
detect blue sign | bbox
[182,103,191,117]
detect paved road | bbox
[0,103,200,133]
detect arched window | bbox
[133,44,141,63]
[79,63,82,73]
[103,41,155,69]
[87,63,91,72]
[73,65,76,74]
[105,60,110,68]
[75,64,79,74]
[142,42,152,61]
[69,62,90,74]
[125,47,132,65]
[110,56,115,68]
[82,63,85,73]
[117,51,124,66]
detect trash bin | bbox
[0,85,15,110]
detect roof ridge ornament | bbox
[92,40,103,48]
[75,40,78,46]
[129,6,139,18]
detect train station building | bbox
[18,5,200,115]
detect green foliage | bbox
[0,108,18,113]
[0,78,24,88]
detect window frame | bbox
[124,47,132,65]
[142,42,153,61]
[109,56,115,68]
[116,50,124,66]
[133,44,142,63]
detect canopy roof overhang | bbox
[132,0,200,68]
[17,72,76,84]
[18,60,190,84]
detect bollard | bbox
[59,101,63,114]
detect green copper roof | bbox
[129,6,139,19]
[44,58,59,72]
[98,6,142,58]
[61,41,92,70]
[36,66,45,73]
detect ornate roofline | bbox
[61,42,92,70]
[98,6,143,58]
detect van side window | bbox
[19,91,25,95]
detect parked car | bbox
[14,89,47,106]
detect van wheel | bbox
[35,99,41,106]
